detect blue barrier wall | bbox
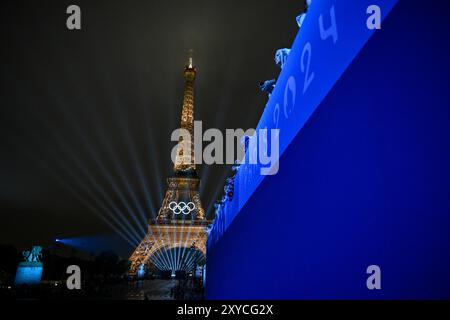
[206,0,450,299]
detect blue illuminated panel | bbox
[206,0,450,299]
[208,0,398,249]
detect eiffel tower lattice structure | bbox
[129,52,212,276]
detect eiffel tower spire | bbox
[174,50,196,173]
[156,50,204,221]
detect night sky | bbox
[0,0,303,255]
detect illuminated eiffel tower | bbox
[129,52,211,276]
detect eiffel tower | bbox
[129,52,211,276]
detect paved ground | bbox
[125,279,177,300]
[3,279,203,300]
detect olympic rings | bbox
[168,201,196,215]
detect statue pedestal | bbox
[14,262,43,286]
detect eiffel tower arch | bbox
[129,221,208,275]
[129,52,212,276]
